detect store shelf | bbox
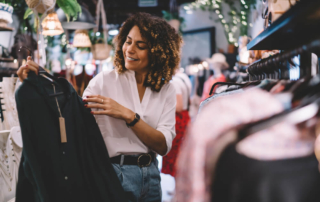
[247,0,320,51]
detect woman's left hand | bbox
[83,95,135,122]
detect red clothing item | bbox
[201,75,226,101]
[161,110,190,177]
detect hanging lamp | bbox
[73,30,92,48]
[42,12,64,36]
[57,6,96,30]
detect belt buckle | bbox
[137,153,152,168]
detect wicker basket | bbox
[92,0,111,60]
[25,0,55,14]
[73,30,92,48]
[92,43,112,60]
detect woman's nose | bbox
[127,44,135,53]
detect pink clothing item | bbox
[175,88,290,202]
[236,122,315,160]
[201,75,226,102]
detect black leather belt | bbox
[110,152,155,168]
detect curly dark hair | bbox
[114,12,183,92]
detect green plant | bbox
[187,0,258,45]
[162,10,185,33]
[0,0,36,33]
[88,29,114,48]
[23,0,82,23]
[162,10,185,23]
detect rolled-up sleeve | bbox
[156,84,177,155]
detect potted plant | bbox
[90,30,113,60]
[162,10,185,33]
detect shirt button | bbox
[65,176,68,180]
[63,152,65,155]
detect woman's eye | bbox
[126,41,131,44]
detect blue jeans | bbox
[112,157,162,202]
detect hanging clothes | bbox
[162,73,191,177]
[2,77,20,129]
[0,126,22,202]
[162,110,190,177]
[212,144,320,202]
[174,88,316,202]
[15,72,127,202]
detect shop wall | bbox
[248,0,265,39]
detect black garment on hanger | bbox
[212,144,320,202]
[15,72,127,202]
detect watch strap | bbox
[126,113,140,127]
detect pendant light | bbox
[73,30,92,48]
[42,12,64,36]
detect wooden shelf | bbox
[247,0,320,51]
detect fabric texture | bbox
[175,88,284,202]
[83,69,176,157]
[112,159,161,202]
[212,144,320,202]
[175,88,316,202]
[1,77,20,130]
[0,126,22,202]
[15,72,127,202]
[161,110,190,177]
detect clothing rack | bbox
[247,39,320,81]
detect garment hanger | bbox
[18,46,64,97]
[209,82,247,96]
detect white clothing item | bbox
[1,78,19,130]
[0,126,22,202]
[83,70,176,157]
[7,197,15,202]
[172,72,192,111]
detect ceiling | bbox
[79,0,194,25]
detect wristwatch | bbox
[126,113,140,128]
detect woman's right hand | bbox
[17,56,39,82]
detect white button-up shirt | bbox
[83,69,176,157]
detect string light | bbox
[187,0,253,44]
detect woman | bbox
[17,12,182,202]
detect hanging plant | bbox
[23,0,82,23]
[186,0,258,46]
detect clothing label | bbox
[59,117,67,143]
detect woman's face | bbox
[122,25,149,73]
